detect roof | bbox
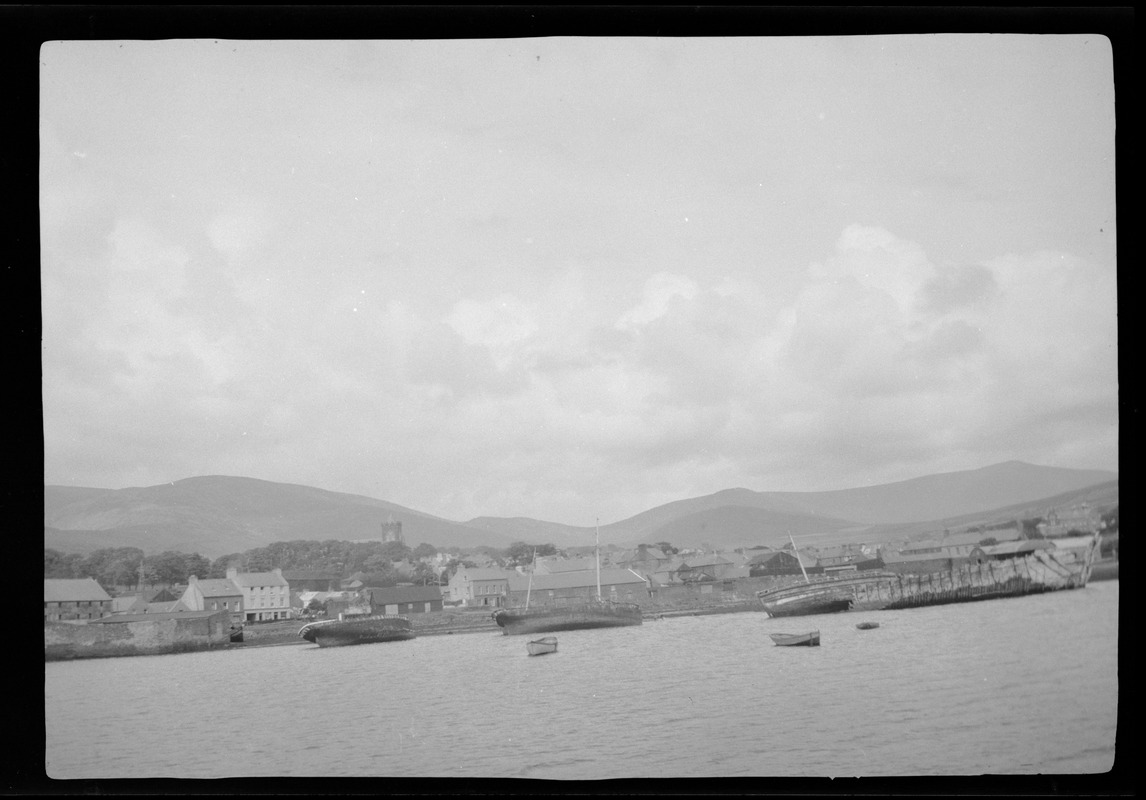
[44,578,112,603]
[90,610,225,624]
[366,586,443,604]
[507,568,646,592]
[188,578,243,597]
[747,550,817,567]
[229,570,288,587]
[977,541,1051,556]
[535,557,597,574]
[458,568,514,581]
[1047,534,1098,550]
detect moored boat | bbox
[770,630,820,647]
[298,614,415,648]
[757,531,1101,618]
[526,636,558,656]
[495,601,643,635]
[493,520,643,636]
[856,621,879,630]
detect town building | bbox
[280,570,341,592]
[747,550,821,578]
[365,585,444,614]
[44,578,113,623]
[181,576,245,623]
[448,566,514,607]
[505,567,647,607]
[227,567,292,621]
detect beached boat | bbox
[770,631,820,647]
[527,636,558,656]
[757,531,1102,618]
[297,614,415,648]
[493,522,643,636]
[856,621,879,630]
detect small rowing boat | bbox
[527,636,558,656]
[856,621,879,630]
[770,630,820,647]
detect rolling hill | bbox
[43,461,1117,558]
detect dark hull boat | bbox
[527,636,558,656]
[494,602,642,636]
[856,621,880,630]
[757,532,1100,619]
[298,615,416,648]
[770,631,820,647]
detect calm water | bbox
[45,580,1119,779]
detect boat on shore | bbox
[856,621,879,630]
[495,601,643,635]
[526,636,558,656]
[770,631,820,647]
[757,532,1101,618]
[298,614,415,648]
[493,521,643,636]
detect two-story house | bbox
[44,578,113,623]
[181,575,245,623]
[447,566,514,607]
[227,567,292,622]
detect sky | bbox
[39,35,1118,527]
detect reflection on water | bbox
[46,581,1118,779]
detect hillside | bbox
[43,462,1117,558]
[44,475,518,558]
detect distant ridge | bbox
[44,462,1116,558]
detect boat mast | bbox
[525,548,536,610]
[789,532,811,583]
[596,518,602,601]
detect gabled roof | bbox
[535,557,597,574]
[507,568,646,591]
[230,570,288,587]
[458,568,514,581]
[977,540,1052,556]
[1046,534,1098,550]
[366,585,443,604]
[44,578,111,603]
[747,550,817,567]
[188,578,243,598]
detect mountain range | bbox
[44,461,1117,559]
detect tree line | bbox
[45,537,683,591]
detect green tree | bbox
[412,542,438,560]
[503,541,557,567]
[378,540,412,562]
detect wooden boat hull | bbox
[770,631,820,647]
[1089,559,1119,582]
[493,602,642,636]
[298,615,416,648]
[527,637,558,656]
[855,622,879,630]
[756,533,1101,618]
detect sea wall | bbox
[45,611,232,661]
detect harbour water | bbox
[45,580,1119,780]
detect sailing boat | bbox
[492,520,643,636]
[755,533,855,618]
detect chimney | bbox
[226,567,237,580]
